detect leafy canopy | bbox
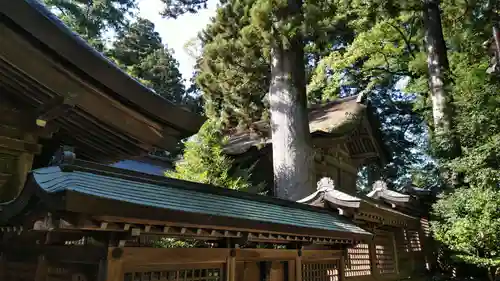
[165,121,259,191]
[108,18,188,104]
[43,0,136,50]
[431,186,500,269]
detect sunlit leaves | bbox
[432,186,500,268]
[165,121,259,191]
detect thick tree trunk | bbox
[366,163,381,188]
[423,0,462,184]
[269,38,316,201]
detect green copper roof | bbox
[31,165,370,236]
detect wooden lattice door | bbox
[302,260,340,281]
[345,243,372,278]
[374,231,397,276]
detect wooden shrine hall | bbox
[223,95,389,197]
[0,1,434,281]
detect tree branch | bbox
[388,22,416,58]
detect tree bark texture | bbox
[423,0,461,160]
[269,24,316,201]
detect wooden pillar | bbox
[0,133,40,202]
[97,259,108,281]
[339,249,346,281]
[269,262,284,281]
[242,262,259,281]
[0,252,5,281]
[106,248,124,281]
[0,99,45,202]
[295,252,302,281]
[288,260,296,281]
[392,232,400,276]
[34,255,47,281]
[227,250,236,281]
[368,238,378,278]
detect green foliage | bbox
[153,238,210,248]
[110,18,163,66]
[431,186,500,270]
[446,55,500,190]
[197,0,270,130]
[197,0,358,130]
[160,0,209,19]
[42,0,136,50]
[165,121,260,191]
[306,2,431,187]
[108,18,188,104]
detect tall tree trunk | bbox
[269,8,316,200]
[366,163,382,188]
[423,0,462,185]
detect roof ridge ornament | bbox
[317,177,335,192]
[367,180,411,204]
[49,145,76,166]
[297,177,335,204]
[367,180,388,199]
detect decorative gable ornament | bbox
[317,177,335,192]
[298,177,361,209]
[367,180,411,204]
[367,180,388,199]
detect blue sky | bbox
[137,0,218,84]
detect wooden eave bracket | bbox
[22,213,362,246]
[35,94,78,128]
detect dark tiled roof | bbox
[18,162,371,236]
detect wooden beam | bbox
[235,249,297,261]
[0,135,41,153]
[0,244,106,263]
[35,94,78,127]
[0,69,147,154]
[116,247,230,266]
[302,250,342,261]
[351,152,378,160]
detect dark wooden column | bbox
[0,98,43,202]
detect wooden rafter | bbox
[22,213,362,246]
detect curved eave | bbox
[1,162,372,241]
[0,0,205,138]
[324,191,362,209]
[224,97,369,155]
[0,173,65,224]
[298,189,362,210]
[299,189,418,227]
[360,197,418,222]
